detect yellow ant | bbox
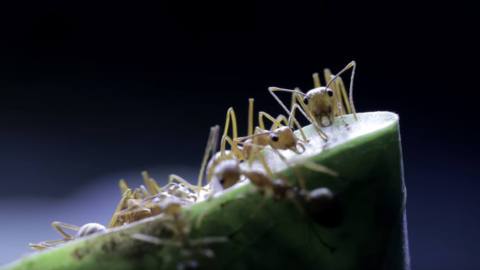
[131,200,226,270]
[109,173,198,227]
[29,222,106,250]
[108,188,154,228]
[207,97,337,193]
[205,99,259,184]
[268,61,358,140]
[109,187,191,228]
[235,109,308,164]
[207,98,308,184]
[224,98,308,159]
[165,125,221,200]
[109,126,221,227]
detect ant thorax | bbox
[251,130,270,146]
[304,87,335,127]
[241,136,268,160]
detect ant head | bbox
[269,126,297,150]
[304,86,334,106]
[213,159,241,189]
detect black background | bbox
[0,1,477,269]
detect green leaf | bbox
[2,111,409,270]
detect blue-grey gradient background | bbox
[0,1,477,269]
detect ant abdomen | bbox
[76,223,106,238]
[304,188,343,228]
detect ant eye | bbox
[219,178,225,185]
[271,135,279,142]
[303,97,309,105]
[327,90,334,97]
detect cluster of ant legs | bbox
[30,61,358,266]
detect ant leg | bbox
[138,185,150,197]
[29,243,49,250]
[238,140,272,176]
[119,179,129,195]
[271,148,307,190]
[240,140,266,167]
[108,189,132,228]
[312,72,321,88]
[334,77,353,127]
[221,134,242,159]
[325,61,357,120]
[335,76,349,115]
[224,107,238,138]
[222,135,243,159]
[29,239,66,250]
[189,236,227,246]
[132,188,146,199]
[197,125,220,198]
[168,174,199,193]
[268,87,306,117]
[342,61,357,119]
[289,90,313,121]
[248,98,254,136]
[275,114,289,128]
[51,222,80,240]
[288,104,309,142]
[301,160,338,177]
[219,107,239,158]
[324,68,344,117]
[142,171,162,195]
[288,87,301,112]
[337,75,357,120]
[131,233,182,247]
[256,151,273,178]
[113,205,151,226]
[258,111,286,130]
[234,127,262,143]
[131,233,165,245]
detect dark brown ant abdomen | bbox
[304,188,343,228]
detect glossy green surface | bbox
[3,111,409,270]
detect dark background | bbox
[0,1,477,269]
